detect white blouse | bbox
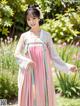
[14,29,73,73]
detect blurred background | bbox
[0,0,80,106]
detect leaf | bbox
[2,28,9,35]
[71,87,76,93]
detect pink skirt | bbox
[18,42,56,106]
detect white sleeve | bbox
[14,33,32,70]
[47,33,72,73]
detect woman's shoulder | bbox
[20,31,30,40]
[21,31,30,37]
[42,29,51,36]
[42,29,51,40]
[41,29,51,43]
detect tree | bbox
[0,0,35,39]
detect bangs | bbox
[27,12,37,19]
[26,9,40,19]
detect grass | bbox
[56,94,80,106]
[52,71,80,106]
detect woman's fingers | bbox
[70,65,78,72]
[28,60,34,66]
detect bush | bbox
[54,44,80,98]
[41,8,80,43]
[36,0,80,19]
[0,37,18,73]
[56,71,80,98]
[0,38,18,99]
[0,70,18,99]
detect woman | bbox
[14,5,77,106]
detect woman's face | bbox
[27,15,40,28]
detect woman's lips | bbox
[31,24,36,26]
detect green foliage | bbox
[54,44,80,98]
[0,0,35,37]
[0,37,18,99]
[0,0,80,39]
[36,0,80,18]
[0,0,14,36]
[56,71,80,98]
[41,9,80,43]
[0,70,18,99]
[0,38,18,73]
[57,95,80,106]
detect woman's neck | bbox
[30,27,41,34]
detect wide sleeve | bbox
[47,33,73,73]
[14,33,32,70]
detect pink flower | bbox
[77,53,80,60]
[76,42,79,46]
[62,42,67,46]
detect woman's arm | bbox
[47,32,75,73]
[14,33,33,70]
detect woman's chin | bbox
[31,25,37,29]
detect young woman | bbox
[14,5,77,106]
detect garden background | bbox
[0,0,80,106]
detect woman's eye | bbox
[33,17,36,19]
[27,19,30,21]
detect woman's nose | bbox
[30,19,34,23]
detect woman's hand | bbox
[70,65,77,72]
[28,60,34,67]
